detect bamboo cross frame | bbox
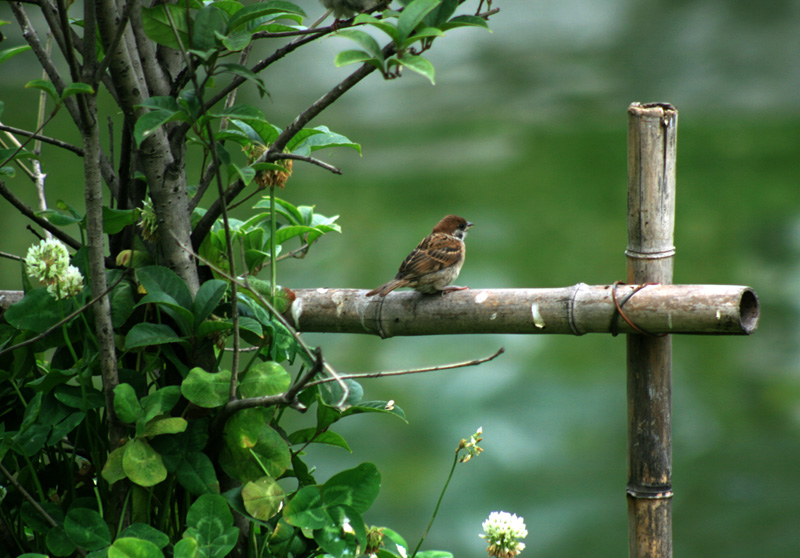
[0,104,757,557]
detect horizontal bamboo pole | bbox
[286,284,758,337]
[0,284,760,337]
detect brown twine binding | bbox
[611,281,667,337]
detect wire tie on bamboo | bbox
[625,485,674,500]
[567,282,589,336]
[610,281,667,337]
[370,294,389,339]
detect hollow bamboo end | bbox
[739,288,760,334]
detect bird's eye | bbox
[458,223,465,230]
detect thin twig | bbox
[0,124,83,155]
[306,347,505,387]
[268,152,342,174]
[0,179,82,251]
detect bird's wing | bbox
[395,233,463,279]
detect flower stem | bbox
[411,451,460,558]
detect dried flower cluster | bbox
[457,426,484,463]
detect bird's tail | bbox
[366,279,406,297]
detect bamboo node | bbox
[567,283,589,335]
[624,247,676,260]
[611,282,667,337]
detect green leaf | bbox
[144,416,188,437]
[173,538,198,558]
[136,266,193,309]
[46,525,76,556]
[185,494,238,557]
[110,276,136,328]
[181,367,231,408]
[114,383,143,424]
[216,63,268,96]
[322,462,381,513]
[283,486,327,529]
[140,385,182,422]
[333,29,383,59]
[423,0,457,27]
[237,361,291,398]
[193,279,228,325]
[395,53,435,84]
[228,2,306,31]
[108,537,165,558]
[0,45,31,65]
[242,476,285,520]
[118,523,170,549]
[38,208,83,227]
[133,108,189,146]
[334,49,380,69]
[170,451,220,495]
[342,400,408,422]
[61,82,95,99]
[439,14,490,31]
[137,291,195,335]
[101,446,128,485]
[287,428,352,452]
[353,14,398,41]
[124,323,183,350]
[192,4,226,51]
[415,552,454,558]
[142,4,191,50]
[220,408,291,482]
[314,506,367,558]
[289,125,361,156]
[4,288,63,333]
[220,29,253,52]
[25,79,58,102]
[396,0,440,44]
[64,508,111,551]
[123,438,168,487]
[103,206,140,234]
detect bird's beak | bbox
[466,221,475,229]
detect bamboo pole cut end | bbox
[739,288,760,335]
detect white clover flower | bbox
[480,511,528,558]
[47,265,84,300]
[25,239,84,300]
[25,238,70,284]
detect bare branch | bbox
[268,152,342,174]
[0,179,82,250]
[306,347,506,387]
[0,124,83,155]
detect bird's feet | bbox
[441,285,468,295]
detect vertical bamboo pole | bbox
[626,102,678,558]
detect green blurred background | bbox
[1,0,799,556]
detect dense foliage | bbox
[0,1,495,557]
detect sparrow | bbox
[366,215,474,297]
